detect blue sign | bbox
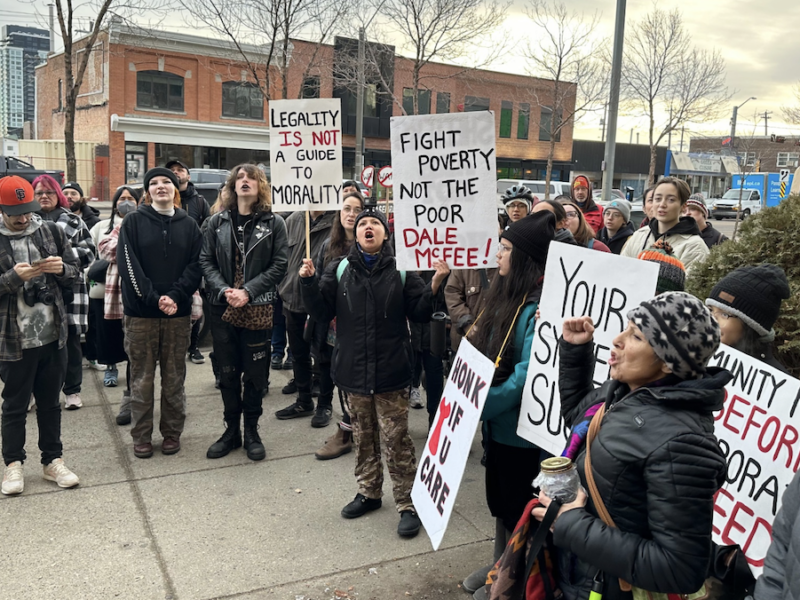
[731,173,794,207]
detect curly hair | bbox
[32,174,70,208]
[559,198,596,245]
[215,164,272,213]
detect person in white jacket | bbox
[621,177,708,271]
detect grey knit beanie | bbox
[627,291,720,380]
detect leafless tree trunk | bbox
[524,1,608,198]
[621,6,731,185]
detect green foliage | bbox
[686,194,800,377]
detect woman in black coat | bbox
[533,291,731,600]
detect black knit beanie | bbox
[705,264,791,341]
[501,211,556,265]
[354,205,390,237]
[143,167,179,191]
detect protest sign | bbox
[390,112,498,271]
[516,244,659,455]
[269,98,343,212]
[710,344,800,576]
[412,339,494,550]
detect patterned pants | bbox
[348,389,416,512]
[124,315,191,445]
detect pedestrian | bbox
[62,182,100,229]
[0,175,81,496]
[597,199,635,254]
[556,198,611,252]
[639,186,655,229]
[274,201,336,425]
[201,164,288,461]
[117,167,202,458]
[312,190,364,460]
[33,174,95,410]
[620,177,709,271]
[166,160,210,365]
[461,211,557,599]
[570,175,603,233]
[533,292,729,600]
[753,468,800,600]
[706,264,790,372]
[95,186,141,425]
[686,193,728,248]
[299,205,449,538]
[500,185,533,225]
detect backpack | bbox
[335,257,406,286]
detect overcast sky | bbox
[7,0,800,150]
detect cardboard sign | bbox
[412,339,494,550]
[516,244,659,455]
[710,345,800,577]
[269,98,343,211]
[390,112,498,271]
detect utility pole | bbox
[354,27,365,181]
[629,130,633,144]
[48,3,55,53]
[667,106,673,150]
[763,110,772,136]
[600,0,626,204]
[600,102,608,142]
[730,96,756,159]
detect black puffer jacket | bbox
[552,339,729,600]
[300,243,434,395]
[179,182,210,228]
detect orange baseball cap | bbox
[0,176,40,215]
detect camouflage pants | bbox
[347,389,416,512]
[124,315,191,445]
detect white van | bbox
[496,179,571,201]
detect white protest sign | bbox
[412,339,494,550]
[390,112,497,271]
[710,344,800,577]
[269,98,342,211]
[516,244,659,455]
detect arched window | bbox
[136,70,184,112]
[221,82,263,120]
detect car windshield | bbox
[721,189,753,200]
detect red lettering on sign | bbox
[722,395,750,434]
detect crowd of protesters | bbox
[0,167,796,600]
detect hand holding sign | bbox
[299,258,315,279]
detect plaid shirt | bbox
[0,216,80,362]
[49,210,95,333]
[98,226,123,320]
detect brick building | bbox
[36,19,575,195]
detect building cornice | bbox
[110,113,269,150]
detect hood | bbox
[607,222,635,241]
[180,181,198,199]
[0,212,43,237]
[80,204,100,218]
[554,228,579,245]
[138,204,188,223]
[648,215,701,238]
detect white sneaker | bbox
[2,461,24,495]
[43,458,79,488]
[409,386,424,409]
[64,394,82,410]
[85,360,106,371]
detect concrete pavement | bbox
[0,346,495,600]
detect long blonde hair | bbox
[214,164,271,213]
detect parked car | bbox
[593,188,626,202]
[710,188,763,220]
[496,178,572,200]
[189,168,229,206]
[0,156,64,185]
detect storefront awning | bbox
[110,114,270,150]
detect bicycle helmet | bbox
[502,184,534,211]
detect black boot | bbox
[207,421,242,459]
[243,420,266,461]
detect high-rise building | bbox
[0,25,50,137]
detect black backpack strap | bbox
[478,268,490,289]
[522,500,561,598]
[45,221,64,257]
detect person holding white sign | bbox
[461,211,557,597]
[533,292,730,600]
[298,206,449,538]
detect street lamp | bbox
[730,96,757,159]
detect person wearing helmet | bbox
[502,185,533,224]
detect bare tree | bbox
[622,7,730,184]
[380,0,509,116]
[783,82,800,124]
[524,0,608,198]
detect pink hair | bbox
[32,174,70,208]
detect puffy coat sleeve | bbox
[559,339,600,428]
[620,228,651,258]
[299,257,342,325]
[754,470,800,600]
[553,431,726,594]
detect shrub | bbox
[686,194,800,377]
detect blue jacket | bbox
[481,301,538,448]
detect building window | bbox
[222,82,263,120]
[517,103,530,140]
[302,76,320,99]
[539,106,561,142]
[402,88,431,115]
[436,92,450,114]
[737,152,756,167]
[499,101,513,138]
[464,95,490,112]
[777,152,800,167]
[136,70,184,112]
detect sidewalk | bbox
[0,344,495,600]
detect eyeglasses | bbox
[497,243,512,254]
[710,308,737,322]
[565,211,579,219]
[34,191,56,198]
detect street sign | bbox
[378,165,393,188]
[780,169,790,183]
[361,165,375,188]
